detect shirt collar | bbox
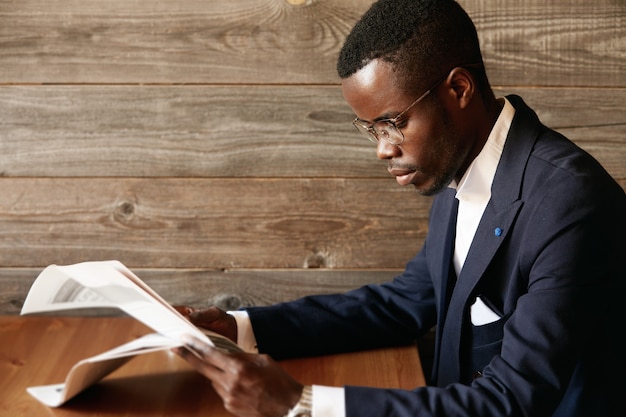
[450,97,515,201]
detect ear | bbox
[445,67,475,110]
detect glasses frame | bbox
[351,63,484,146]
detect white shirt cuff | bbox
[227,310,259,353]
[312,385,345,417]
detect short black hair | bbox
[337,0,488,95]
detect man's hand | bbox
[175,336,303,417]
[174,305,238,343]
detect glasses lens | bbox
[373,121,403,145]
[353,121,379,143]
[353,119,404,145]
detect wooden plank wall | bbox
[1,0,624,314]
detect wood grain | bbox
[0,316,424,416]
[0,178,429,269]
[0,0,623,86]
[1,268,400,314]
[0,86,623,181]
[0,0,363,84]
[1,0,623,317]
[0,85,373,178]
[472,1,626,87]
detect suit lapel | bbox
[439,196,459,322]
[435,95,541,386]
[430,192,459,384]
[425,188,459,325]
[453,199,523,303]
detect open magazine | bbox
[20,260,241,407]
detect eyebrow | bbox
[355,110,402,125]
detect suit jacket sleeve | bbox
[246,246,438,359]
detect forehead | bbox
[341,59,411,121]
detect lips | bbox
[388,167,417,186]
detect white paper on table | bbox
[21,260,243,407]
[26,333,183,407]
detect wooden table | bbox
[0,316,424,416]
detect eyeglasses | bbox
[351,64,483,146]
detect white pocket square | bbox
[470,296,501,326]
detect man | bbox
[175,1,626,416]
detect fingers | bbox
[188,307,224,326]
[190,308,238,342]
[183,334,219,358]
[173,306,222,328]
[175,337,303,417]
[173,305,197,321]
[173,306,224,323]
[175,339,226,380]
[181,335,254,368]
[177,346,219,371]
[176,336,268,380]
[172,306,237,342]
[175,337,259,397]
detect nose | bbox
[376,139,399,160]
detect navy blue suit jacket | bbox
[247,96,626,417]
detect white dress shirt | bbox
[229,98,515,417]
[452,97,514,276]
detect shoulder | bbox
[504,95,622,203]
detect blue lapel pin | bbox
[494,227,503,237]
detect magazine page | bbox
[21,260,241,352]
[26,333,183,407]
[21,260,207,342]
[21,260,243,407]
